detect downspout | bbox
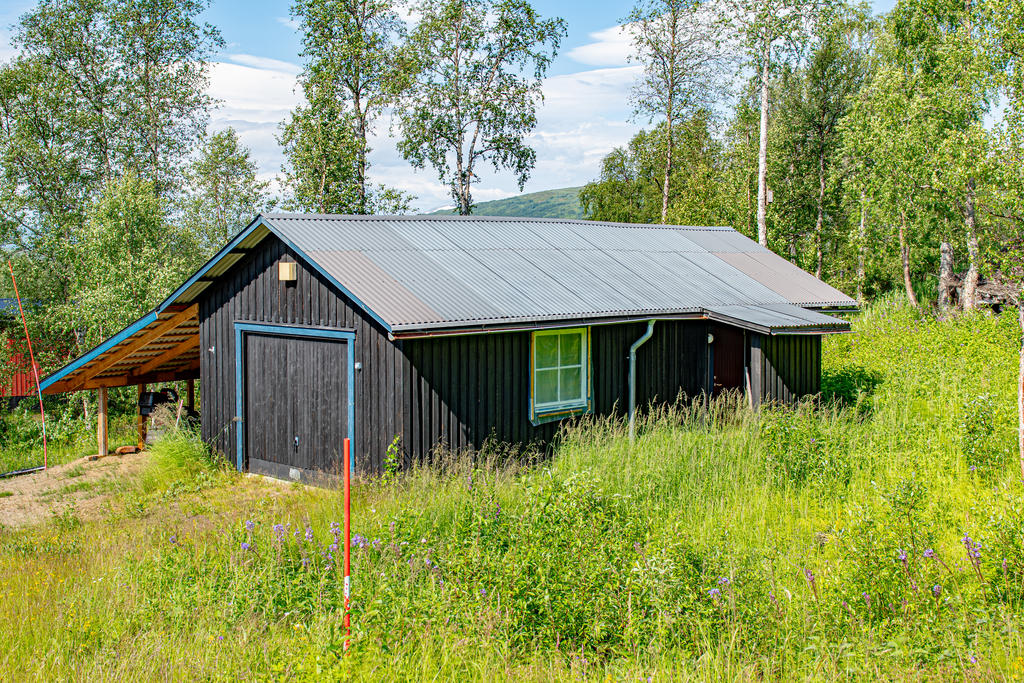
[629,320,656,442]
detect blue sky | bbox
[1,0,896,212]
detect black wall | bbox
[749,333,821,406]
[199,237,403,474]
[199,233,822,474]
[398,319,711,460]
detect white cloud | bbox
[206,51,641,213]
[276,16,300,30]
[207,57,300,185]
[567,24,634,68]
[228,54,301,75]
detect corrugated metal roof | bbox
[705,304,849,334]
[248,214,855,332]
[166,214,855,334]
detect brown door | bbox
[711,325,745,396]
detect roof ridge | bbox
[261,212,735,232]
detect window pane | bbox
[536,335,558,369]
[535,369,559,405]
[559,332,581,365]
[559,367,582,402]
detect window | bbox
[531,327,590,421]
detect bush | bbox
[960,393,1013,472]
[758,405,853,495]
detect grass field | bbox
[1,301,1022,680]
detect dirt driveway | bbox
[0,453,147,529]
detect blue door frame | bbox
[234,322,356,474]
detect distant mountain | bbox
[426,186,584,219]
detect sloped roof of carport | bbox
[258,214,855,332]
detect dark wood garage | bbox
[41,214,855,480]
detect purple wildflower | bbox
[330,522,341,538]
[241,541,251,551]
[718,576,731,586]
[305,526,314,543]
[352,533,368,548]
[169,535,177,545]
[273,523,286,541]
[244,520,255,532]
[932,584,942,598]
[897,548,907,563]
[863,592,871,608]
[218,635,224,641]
[480,588,487,596]
[923,548,935,559]
[708,588,721,599]
[962,534,982,560]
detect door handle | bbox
[294,435,299,451]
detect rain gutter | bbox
[628,320,656,443]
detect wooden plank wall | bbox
[754,333,821,405]
[398,320,710,464]
[199,238,400,474]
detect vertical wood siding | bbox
[396,320,710,463]
[199,237,399,474]
[753,333,821,404]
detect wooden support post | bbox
[137,383,148,450]
[97,387,108,456]
[187,378,195,413]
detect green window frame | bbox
[530,327,591,423]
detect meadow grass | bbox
[1,300,1022,681]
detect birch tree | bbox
[724,0,827,247]
[625,0,728,223]
[181,129,273,255]
[396,0,566,215]
[290,0,411,213]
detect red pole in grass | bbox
[8,260,48,469]
[343,436,351,653]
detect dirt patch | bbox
[0,452,148,529]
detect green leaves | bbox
[283,0,413,214]
[396,0,566,214]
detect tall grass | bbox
[1,300,1022,680]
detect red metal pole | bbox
[343,436,351,652]
[8,260,48,469]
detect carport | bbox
[40,304,200,455]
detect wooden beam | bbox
[60,305,198,390]
[133,337,198,376]
[187,379,195,412]
[97,387,108,456]
[74,361,201,391]
[137,384,147,450]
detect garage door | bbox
[242,330,351,479]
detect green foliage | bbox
[960,393,1013,472]
[581,116,735,226]
[397,0,567,214]
[758,405,853,493]
[181,129,274,255]
[2,303,1023,679]
[57,173,200,346]
[283,0,413,214]
[140,422,224,494]
[0,0,222,377]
